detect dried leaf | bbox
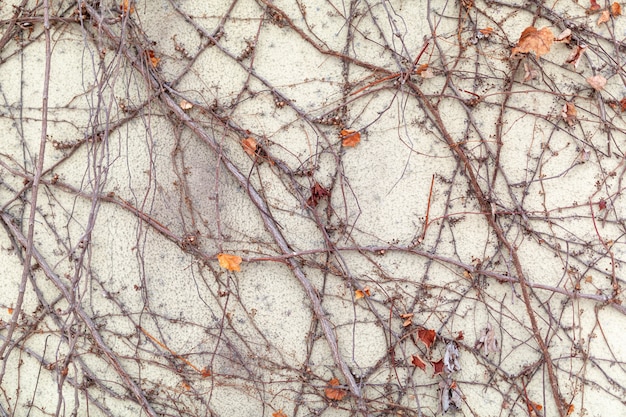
[411,354,427,371]
[478,27,494,37]
[146,50,160,68]
[528,400,543,413]
[242,138,258,156]
[340,129,361,147]
[217,253,242,272]
[561,102,577,126]
[439,379,463,413]
[401,313,414,327]
[523,62,539,82]
[200,367,211,378]
[586,74,607,91]
[306,182,330,208]
[565,44,587,68]
[443,342,461,374]
[121,0,135,14]
[456,331,464,340]
[589,0,601,11]
[416,64,434,79]
[325,378,347,401]
[475,322,499,355]
[355,286,371,299]
[611,2,622,15]
[432,358,445,376]
[598,199,607,210]
[180,99,193,110]
[567,404,575,415]
[597,9,610,25]
[620,97,626,111]
[555,28,572,43]
[416,328,436,349]
[7,308,13,314]
[181,381,191,391]
[273,411,288,417]
[511,26,554,58]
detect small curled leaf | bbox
[217,253,242,271]
[325,378,347,401]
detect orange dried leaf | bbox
[121,0,135,14]
[511,26,553,58]
[7,308,13,314]
[411,354,427,371]
[217,253,242,271]
[355,286,371,299]
[620,97,626,111]
[181,381,191,391]
[597,9,610,25]
[611,2,622,15]
[200,367,211,378]
[146,50,160,68]
[180,99,193,110]
[273,411,288,417]
[586,74,607,91]
[401,313,414,327]
[561,102,577,126]
[528,401,543,412]
[417,328,436,349]
[325,378,347,401]
[567,404,575,415]
[242,138,258,156]
[479,27,493,36]
[340,129,361,147]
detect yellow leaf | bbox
[340,129,361,147]
[217,253,242,271]
[511,26,553,58]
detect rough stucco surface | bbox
[0,1,625,416]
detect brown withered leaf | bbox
[555,28,572,43]
[411,354,427,371]
[272,411,288,417]
[217,253,242,272]
[597,9,610,25]
[523,62,539,82]
[340,129,361,147]
[565,44,587,68]
[611,2,622,15]
[146,50,160,68]
[400,313,414,327]
[589,0,601,11]
[306,181,330,208]
[416,328,436,349]
[561,102,577,126]
[475,322,499,355]
[586,74,607,91]
[242,138,258,156]
[511,26,554,58]
[200,367,211,378]
[432,359,445,376]
[478,27,494,37]
[325,378,347,401]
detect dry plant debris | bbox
[0,0,625,416]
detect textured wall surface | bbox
[0,1,625,416]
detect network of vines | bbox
[0,0,625,416]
